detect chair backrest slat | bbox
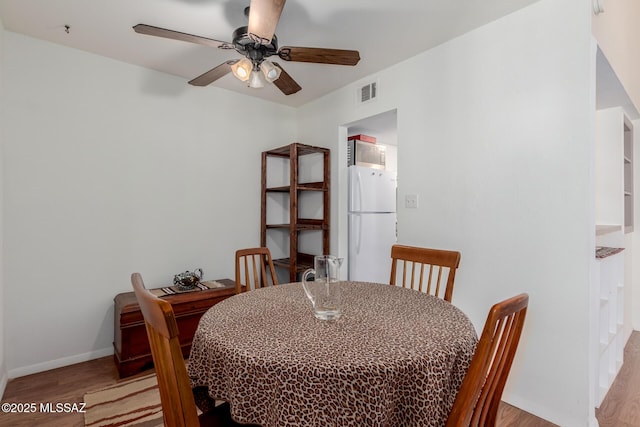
[250,255,259,288]
[389,244,461,302]
[435,266,443,297]
[235,247,279,293]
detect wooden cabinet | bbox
[261,143,330,282]
[113,279,236,377]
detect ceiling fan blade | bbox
[188,60,238,86]
[271,62,301,95]
[278,46,360,66]
[133,24,229,48]
[247,0,286,44]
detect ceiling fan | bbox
[133,0,361,95]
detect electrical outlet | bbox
[405,194,418,209]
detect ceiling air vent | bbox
[358,81,378,104]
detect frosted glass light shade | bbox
[231,58,252,82]
[261,60,281,82]
[249,70,265,88]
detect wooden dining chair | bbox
[235,247,279,293]
[389,244,461,302]
[130,272,250,427]
[446,293,529,427]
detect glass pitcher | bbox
[302,255,343,321]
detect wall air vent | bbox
[358,81,378,104]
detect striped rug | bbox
[83,374,163,427]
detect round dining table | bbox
[187,281,478,427]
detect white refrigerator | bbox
[348,165,397,283]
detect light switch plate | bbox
[405,194,418,209]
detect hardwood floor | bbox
[596,330,640,426]
[0,357,118,427]
[0,332,638,426]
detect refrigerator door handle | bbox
[355,214,361,254]
[356,170,363,212]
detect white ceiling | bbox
[596,48,639,119]
[348,109,398,145]
[0,0,541,107]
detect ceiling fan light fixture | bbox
[249,70,265,89]
[231,58,252,82]
[133,0,360,96]
[261,60,281,82]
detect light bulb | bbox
[237,67,249,79]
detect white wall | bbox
[0,14,7,397]
[298,0,595,425]
[1,32,297,377]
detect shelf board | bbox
[264,143,330,158]
[599,341,608,355]
[599,333,620,353]
[297,182,327,191]
[273,253,316,273]
[273,258,310,273]
[266,181,327,192]
[266,225,325,231]
[266,219,328,231]
[596,224,622,236]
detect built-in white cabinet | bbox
[624,116,634,232]
[594,244,624,405]
[593,107,634,407]
[595,108,631,228]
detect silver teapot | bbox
[173,268,203,290]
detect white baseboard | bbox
[7,347,113,379]
[0,364,8,401]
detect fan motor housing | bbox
[232,26,278,62]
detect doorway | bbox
[343,109,398,282]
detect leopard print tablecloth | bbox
[188,282,478,427]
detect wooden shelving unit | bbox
[260,143,330,282]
